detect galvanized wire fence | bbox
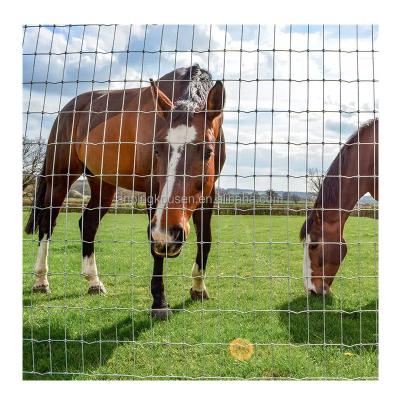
[23,24,378,380]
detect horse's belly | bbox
[77,132,151,193]
[100,174,148,192]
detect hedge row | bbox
[22,203,378,219]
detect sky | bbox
[22,24,378,192]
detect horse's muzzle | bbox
[152,224,185,258]
[308,281,332,296]
[153,243,183,258]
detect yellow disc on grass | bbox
[229,338,254,361]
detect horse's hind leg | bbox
[33,175,76,293]
[79,177,116,294]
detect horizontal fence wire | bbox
[23,24,378,380]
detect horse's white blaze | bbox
[82,253,101,287]
[151,125,197,243]
[34,234,49,287]
[191,262,207,292]
[303,234,317,293]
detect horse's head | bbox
[148,79,225,258]
[300,211,347,295]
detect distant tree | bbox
[265,189,279,204]
[307,168,323,198]
[23,138,46,192]
[216,188,229,203]
[291,194,301,204]
[281,192,300,204]
[281,192,290,201]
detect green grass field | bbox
[23,211,378,380]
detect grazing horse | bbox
[300,118,378,295]
[25,65,226,318]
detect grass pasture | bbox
[23,211,378,380]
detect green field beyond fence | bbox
[23,212,378,380]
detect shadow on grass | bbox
[278,296,378,350]
[23,298,196,380]
[22,291,86,306]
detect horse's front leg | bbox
[150,251,172,319]
[146,195,172,319]
[190,193,214,301]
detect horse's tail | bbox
[25,157,47,234]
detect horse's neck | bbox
[340,177,367,213]
[340,139,376,213]
[321,152,370,228]
[317,120,378,232]
[339,178,371,235]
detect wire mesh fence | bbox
[23,24,378,380]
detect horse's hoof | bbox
[32,284,50,294]
[151,307,173,320]
[88,283,106,295]
[190,287,210,301]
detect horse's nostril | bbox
[322,284,332,295]
[154,244,166,254]
[172,225,185,244]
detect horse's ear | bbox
[206,80,225,121]
[150,79,173,118]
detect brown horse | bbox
[300,118,378,295]
[25,65,226,318]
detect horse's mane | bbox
[171,64,213,124]
[300,118,378,240]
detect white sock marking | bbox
[152,125,197,243]
[82,253,101,287]
[192,262,206,292]
[34,234,49,287]
[303,234,317,293]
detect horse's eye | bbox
[204,147,213,161]
[154,147,159,157]
[309,243,318,250]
